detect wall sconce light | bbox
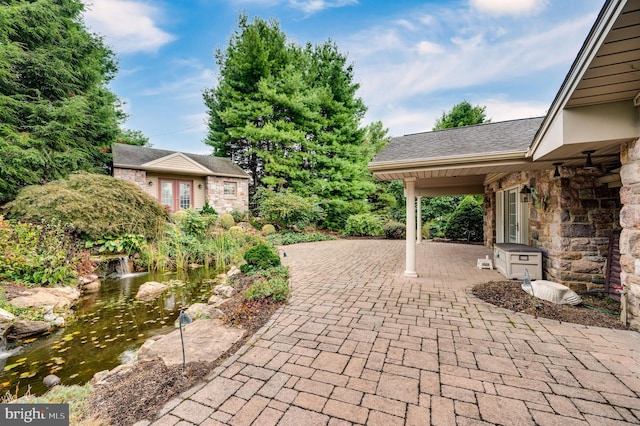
[553,162,562,178]
[583,150,596,169]
[148,181,153,186]
[198,184,203,189]
[520,185,532,203]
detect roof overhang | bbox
[529,0,640,163]
[371,151,552,195]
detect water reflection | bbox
[0,269,216,397]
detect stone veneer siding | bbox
[484,167,620,292]
[113,168,147,192]
[620,138,640,330]
[206,176,249,213]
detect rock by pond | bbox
[5,320,51,342]
[137,319,245,366]
[135,281,169,301]
[9,286,80,310]
[185,303,222,320]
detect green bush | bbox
[4,173,166,240]
[443,195,484,241]
[344,213,384,237]
[240,243,281,273]
[265,231,335,245]
[244,276,289,302]
[229,209,250,223]
[257,190,325,230]
[0,217,87,286]
[229,225,244,235]
[84,234,146,254]
[172,209,208,238]
[200,202,218,217]
[219,213,235,229]
[319,199,369,231]
[383,221,406,239]
[262,224,276,236]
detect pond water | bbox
[0,269,217,397]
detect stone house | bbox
[112,144,249,214]
[369,0,640,330]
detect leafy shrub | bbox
[219,213,235,229]
[265,231,335,245]
[229,209,250,223]
[244,276,289,302]
[319,199,369,231]
[200,202,218,217]
[257,190,325,230]
[422,223,431,239]
[443,195,484,241]
[344,213,384,237]
[383,221,406,239]
[262,224,276,236]
[84,234,146,254]
[0,217,88,286]
[4,173,166,240]
[240,243,281,273]
[172,209,208,238]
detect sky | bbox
[82,0,605,155]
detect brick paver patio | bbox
[150,239,640,425]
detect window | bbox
[158,179,193,212]
[224,182,237,196]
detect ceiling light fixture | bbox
[583,150,595,170]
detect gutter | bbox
[368,150,529,173]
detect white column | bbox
[416,196,423,244]
[405,178,418,277]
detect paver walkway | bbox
[151,239,640,425]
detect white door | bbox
[496,187,529,244]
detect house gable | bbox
[142,152,214,175]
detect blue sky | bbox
[82,0,604,154]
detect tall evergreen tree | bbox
[204,14,375,201]
[0,0,126,204]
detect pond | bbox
[0,268,217,397]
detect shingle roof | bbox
[111,144,249,178]
[371,117,544,164]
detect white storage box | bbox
[493,243,542,280]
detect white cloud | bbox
[83,0,175,54]
[288,0,358,14]
[141,67,215,101]
[483,98,548,122]
[415,40,444,55]
[470,0,548,16]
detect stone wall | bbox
[620,138,640,330]
[206,176,249,213]
[113,168,147,192]
[528,168,620,291]
[486,167,620,292]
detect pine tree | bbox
[0,0,126,204]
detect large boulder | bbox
[137,319,245,365]
[135,282,169,301]
[5,320,51,341]
[9,287,80,309]
[214,285,236,299]
[185,303,223,320]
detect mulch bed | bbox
[472,280,629,330]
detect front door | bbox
[496,186,528,244]
[159,179,193,212]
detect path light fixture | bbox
[583,150,596,170]
[178,310,192,374]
